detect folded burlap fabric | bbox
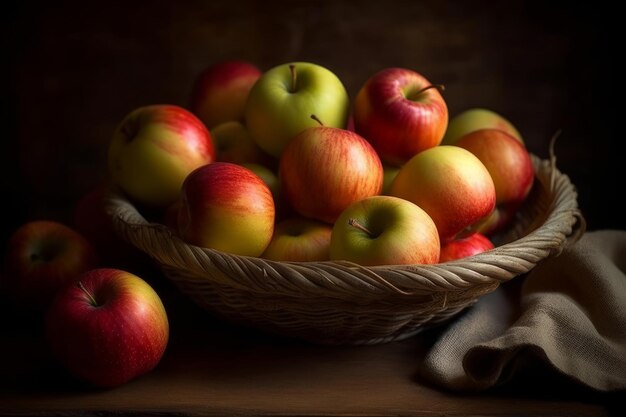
[419,230,626,392]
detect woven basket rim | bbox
[104,153,584,301]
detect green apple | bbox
[245,62,350,157]
[241,163,279,199]
[442,108,523,145]
[329,195,440,266]
[262,217,332,262]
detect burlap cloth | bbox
[418,230,626,392]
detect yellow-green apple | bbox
[279,121,383,224]
[262,217,332,262]
[382,164,400,195]
[389,145,496,242]
[245,62,350,158]
[439,232,494,262]
[241,163,279,199]
[353,67,448,166]
[329,196,440,266]
[189,60,262,128]
[108,105,215,208]
[211,120,273,166]
[178,162,275,256]
[455,129,534,235]
[45,268,169,388]
[442,108,523,145]
[3,220,98,309]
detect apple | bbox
[178,162,275,256]
[245,62,350,157]
[108,104,216,208]
[389,145,496,242]
[439,232,494,262]
[189,60,262,129]
[353,67,448,166]
[330,195,440,266]
[441,108,523,145]
[455,128,534,235]
[262,217,332,262]
[382,164,400,195]
[241,163,279,199]
[45,268,169,388]
[211,120,273,166]
[74,184,147,270]
[3,220,98,309]
[279,119,383,224]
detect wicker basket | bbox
[105,154,584,345]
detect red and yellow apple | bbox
[330,196,440,266]
[353,67,448,166]
[439,232,494,262]
[189,60,262,128]
[262,217,332,262]
[178,162,275,256]
[389,145,496,242]
[279,123,383,224]
[245,62,350,158]
[455,128,534,235]
[45,268,169,388]
[3,220,98,309]
[108,105,215,208]
[442,108,523,145]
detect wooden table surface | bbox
[0,271,618,417]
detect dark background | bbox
[2,0,621,242]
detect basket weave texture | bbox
[106,154,584,345]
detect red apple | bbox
[108,105,216,208]
[353,67,448,166]
[279,120,383,224]
[389,145,496,242]
[439,232,494,262]
[45,268,169,388]
[190,60,262,129]
[455,129,534,235]
[262,217,332,262]
[330,195,440,266]
[3,220,98,309]
[178,162,275,256]
[74,184,147,269]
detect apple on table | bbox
[279,116,383,224]
[108,104,216,208]
[178,162,275,257]
[390,145,496,242]
[189,60,262,129]
[353,67,448,166]
[3,220,98,310]
[246,61,350,158]
[330,195,440,266]
[45,268,169,388]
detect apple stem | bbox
[289,64,297,93]
[408,84,445,100]
[310,114,324,126]
[348,218,375,238]
[77,281,98,307]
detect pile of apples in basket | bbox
[110,60,533,265]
